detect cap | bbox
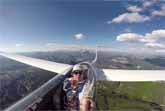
[72,64,84,72]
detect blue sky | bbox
[0,0,165,53]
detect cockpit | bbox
[33,62,96,111]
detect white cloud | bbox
[127,6,142,12]
[143,1,154,8]
[46,43,58,47]
[117,29,165,43]
[45,43,93,50]
[111,12,150,24]
[0,43,95,53]
[116,33,144,42]
[116,29,165,50]
[74,33,85,40]
[162,5,165,10]
[15,44,24,47]
[144,29,165,40]
[46,43,76,48]
[108,0,163,24]
[152,5,165,16]
[123,28,132,33]
[145,43,165,49]
[156,49,165,53]
[139,38,156,43]
[108,0,164,24]
[46,43,76,49]
[152,10,165,16]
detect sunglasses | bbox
[72,71,82,75]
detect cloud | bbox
[143,0,155,8]
[152,5,165,16]
[138,38,156,43]
[116,33,144,42]
[74,33,85,40]
[46,43,89,49]
[44,43,97,52]
[127,6,143,12]
[45,43,78,51]
[156,49,165,53]
[145,43,165,49]
[108,0,162,24]
[116,29,165,43]
[116,29,165,50]
[123,28,132,33]
[46,43,77,49]
[111,12,150,24]
[46,43,77,48]
[46,43,58,47]
[15,44,24,47]
[144,29,165,41]
[116,33,155,43]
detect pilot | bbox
[63,64,95,111]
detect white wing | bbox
[97,69,165,82]
[0,53,72,74]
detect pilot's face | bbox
[72,71,82,81]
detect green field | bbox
[96,81,165,111]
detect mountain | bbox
[0,58,54,109]
[145,56,165,67]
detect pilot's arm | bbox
[79,81,95,111]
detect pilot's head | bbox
[72,64,83,81]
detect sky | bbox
[0,0,165,53]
